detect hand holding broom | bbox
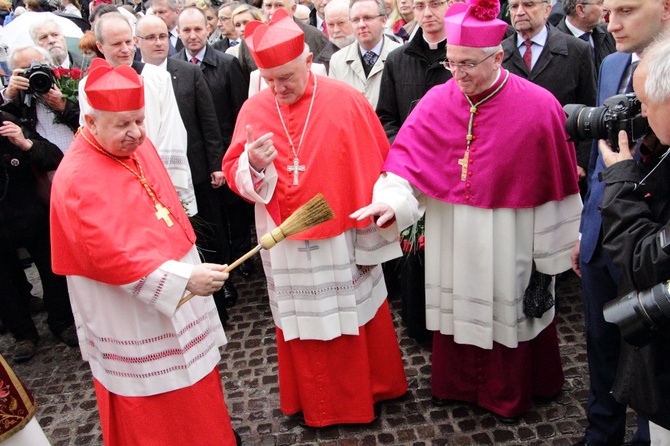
[178,193,335,308]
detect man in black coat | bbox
[213,2,241,52]
[136,14,238,315]
[598,37,670,442]
[0,110,76,362]
[175,6,256,284]
[376,0,452,143]
[555,0,615,73]
[502,2,596,188]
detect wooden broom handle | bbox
[177,244,262,308]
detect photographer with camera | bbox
[0,45,77,154]
[597,36,670,444]
[569,0,670,443]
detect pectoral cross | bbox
[155,203,174,227]
[287,157,305,185]
[457,151,469,182]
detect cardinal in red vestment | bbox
[50,59,240,445]
[222,9,407,427]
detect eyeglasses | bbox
[441,52,496,73]
[218,15,231,22]
[136,33,169,43]
[350,14,384,25]
[508,0,548,12]
[412,1,447,11]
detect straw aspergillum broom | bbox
[177,193,335,308]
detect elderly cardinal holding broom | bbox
[50,59,241,446]
[222,9,407,428]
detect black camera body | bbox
[21,61,55,95]
[564,93,649,151]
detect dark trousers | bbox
[580,244,649,444]
[219,185,253,261]
[193,181,230,265]
[0,218,73,340]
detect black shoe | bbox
[495,414,520,425]
[234,429,241,446]
[14,337,39,362]
[238,261,255,279]
[56,325,79,347]
[29,296,44,314]
[222,281,238,308]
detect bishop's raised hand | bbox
[246,125,277,172]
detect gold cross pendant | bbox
[155,203,174,227]
[457,151,469,182]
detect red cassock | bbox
[223,75,407,426]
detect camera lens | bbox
[29,71,53,95]
[604,281,670,347]
[564,104,610,141]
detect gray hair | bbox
[8,45,53,71]
[642,33,670,103]
[481,45,503,56]
[349,0,385,16]
[150,0,181,10]
[325,0,349,18]
[297,43,310,62]
[95,12,132,44]
[28,18,64,43]
[562,0,581,17]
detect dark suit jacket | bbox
[173,44,248,148]
[502,25,597,169]
[237,16,328,79]
[555,18,616,72]
[502,24,597,107]
[165,58,225,186]
[212,37,233,53]
[580,51,631,263]
[314,41,341,73]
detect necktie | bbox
[363,51,378,67]
[229,39,239,47]
[190,56,199,65]
[579,32,596,61]
[321,21,329,37]
[523,39,533,72]
[626,60,639,93]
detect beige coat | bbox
[328,35,401,109]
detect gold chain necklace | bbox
[275,72,317,186]
[79,129,174,227]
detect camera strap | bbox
[638,147,670,188]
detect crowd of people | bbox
[1,0,670,443]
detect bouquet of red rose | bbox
[52,67,83,103]
[399,215,425,253]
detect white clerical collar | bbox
[359,38,383,57]
[516,25,548,48]
[423,34,446,50]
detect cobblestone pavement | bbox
[0,262,640,446]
